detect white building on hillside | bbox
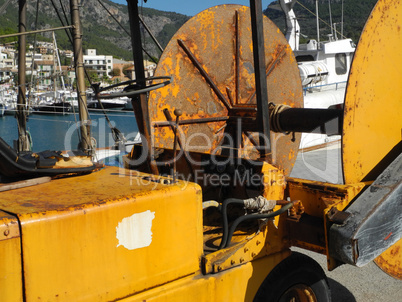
[83,49,113,79]
[0,47,12,82]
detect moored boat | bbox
[32,101,72,115]
[279,0,355,149]
[87,97,127,112]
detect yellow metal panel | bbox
[342,0,402,184]
[121,251,290,302]
[287,178,365,268]
[375,239,402,280]
[203,219,289,274]
[0,167,203,301]
[341,0,402,276]
[287,177,365,218]
[0,212,23,302]
[261,162,286,201]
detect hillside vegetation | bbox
[0,0,189,61]
[265,0,378,43]
[0,0,377,60]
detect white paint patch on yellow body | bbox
[116,211,155,250]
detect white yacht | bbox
[280,0,355,149]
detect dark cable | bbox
[95,0,158,63]
[218,198,247,250]
[58,0,73,36]
[225,202,294,248]
[50,0,73,45]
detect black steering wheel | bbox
[93,76,172,99]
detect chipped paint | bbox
[116,210,155,250]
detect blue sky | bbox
[111,1,275,16]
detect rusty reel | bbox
[149,5,303,176]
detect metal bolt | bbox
[252,252,256,257]
[256,240,261,245]
[244,247,249,252]
[231,260,235,265]
[3,229,9,236]
[297,202,305,215]
[174,108,183,117]
[240,257,245,263]
[217,266,222,271]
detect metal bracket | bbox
[329,151,402,267]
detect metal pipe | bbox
[249,0,272,159]
[172,109,182,183]
[16,0,30,152]
[70,0,91,154]
[126,0,158,175]
[0,25,74,39]
[276,108,343,135]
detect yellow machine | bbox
[0,0,401,301]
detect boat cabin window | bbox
[335,53,347,75]
[296,55,315,63]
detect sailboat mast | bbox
[53,32,66,94]
[316,0,320,43]
[70,0,91,153]
[341,0,344,37]
[328,0,334,38]
[53,32,57,100]
[16,0,30,152]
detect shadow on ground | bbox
[329,278,356,302]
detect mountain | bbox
[0,0,190,61]
[0,0,377,61]
[265,0,378,44]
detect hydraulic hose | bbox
[218,198,247,250]
[224,202,294,248]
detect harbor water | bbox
[0,110,139,153]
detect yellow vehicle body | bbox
[0,165,292,301]
[0,0,401,301]
[0,212,23,302]
[0,162,366,301]
[1,166,203,301]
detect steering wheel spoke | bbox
[93,76,172,99]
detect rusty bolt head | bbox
[297,202,305,215]
[174,108,183,117]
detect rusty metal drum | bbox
[149,5,303,176]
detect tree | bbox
[84,69,100,88]
[122,64,133,77]
[109,68,121,77]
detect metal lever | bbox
[172,109,182,182]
